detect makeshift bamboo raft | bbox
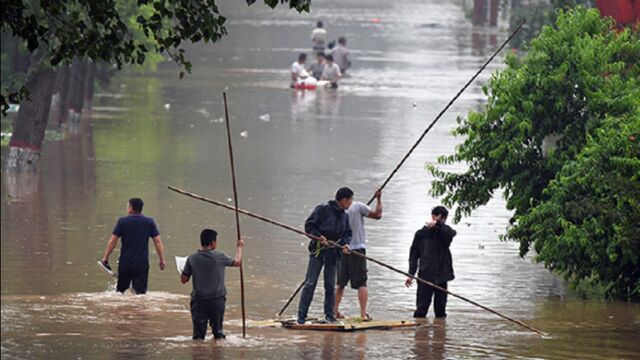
[249,317,420,332]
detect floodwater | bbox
[1,0,639,359]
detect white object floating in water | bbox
[227,198,233,202]
[196,108,210,117]
[164,103,171,110]
[240,131,248,138]
[7,104,20,113]
[259,114,271,122]
[189,124,195,128]
[175,256,187,274]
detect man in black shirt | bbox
[405,206,456,318]
[100,198,166,294]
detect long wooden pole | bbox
[276,280,305,317]
[365,19,526,205]
[222,93,247,338]
[167,185,545,336]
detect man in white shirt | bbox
[311,21,328,52]
[291,53,307,88]
[334,190,382,321]
[320,54,342,89]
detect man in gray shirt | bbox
[335,190,382,320]
[330,37,351,73]
[181,228,243,340]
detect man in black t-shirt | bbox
[100,197,166,294]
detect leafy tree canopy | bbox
[429,7,639,299]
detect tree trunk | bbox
[50,65,70,125]
[68,58,87,121]
[83,61,96,112]
[7,63,57,170]
[473,0,487,26]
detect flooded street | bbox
[2,0,639,359]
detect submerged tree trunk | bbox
[83,61,96,112]
[50,65,70,125]
[68,58,87,121]
[7,61,57,170]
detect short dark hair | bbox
[325,54,334,62]
[317,21,323,28]
[200,229,218,247]
[298,53,307,61]
[335,187,354,201]
[129,198,143,213]
[316,52,325,58]
[432,206,449,218]
[338,36,346,45]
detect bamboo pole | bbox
[167,185,545,336]
[222,93,247,338]
[365,19,526,206]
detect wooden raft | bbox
[283,318,420,332]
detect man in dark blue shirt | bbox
[100,198,166,294]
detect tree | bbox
[428,7,640,299]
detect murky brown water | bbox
[2,1,639,359]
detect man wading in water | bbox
[405,206,456,318]
[297,187,353,324]
[334,189,382,321]
[100,197,166,294]
[181,229,243,340]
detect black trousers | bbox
[117,265,149,294]
[191,297,226,340]
[414,281,448,318]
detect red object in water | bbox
[294,83,317,90]
[371,17,381,23]
[595,0,640,26]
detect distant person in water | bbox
[334,189,382,321]
[405,206,456,318]
[297,187,353,324]
[308,52,326,80]
[330,36,351,74]
[321,54,342,89]
[291,53,308,88]
[181,229,243,340]
[100,197,166,294]
[311,20,328,52]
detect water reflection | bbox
[412,319,447,360]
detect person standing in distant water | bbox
[311,21,328,52]
[181,229,243,340]
[405,206,456,318]
[334,189,382,321]
[330,37,351,74]
[321,54,342,89]
[100,197,166,294]
[291,53,308,88]
[308,52,326,80]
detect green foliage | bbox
[0,0,311,110]
[429,7,640,299]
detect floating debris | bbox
[240,131,248,138]
[164,103,171,110]
[259,114,271,122]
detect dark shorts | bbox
[337,249,367,289]
[117,265,149,294]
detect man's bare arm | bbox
[231,239,244,267]
[367,190,383,220]
[152,235,166,270]
[101,235,119,263]
[180,274,190,284]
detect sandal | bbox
[362,313,373,322]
